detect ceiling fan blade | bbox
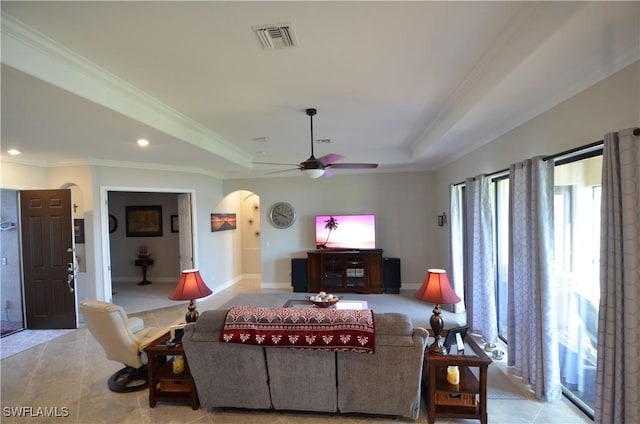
[254,161,299,166]
[265,168,300,175]
[326,163,378,169]
[322,169,334,177]
[318,153,343,165]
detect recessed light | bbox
[7,149,21,156]
[137,138,149,147]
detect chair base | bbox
[108,365,148,393]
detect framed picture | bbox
[74,219,85,243]
[211,213,237,232]
[171,215,179,233]
[443,325,468,351]
[126,205,163,237]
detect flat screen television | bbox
[315,214,376,250]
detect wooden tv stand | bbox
[307,250,384,294]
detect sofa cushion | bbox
[374,312,418,347]
[337,313,428,420]
[182,310,272,410]
[266,348,337,413]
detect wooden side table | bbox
[134,257,154,285]
[422,334,491,424]
[143,332,199,410]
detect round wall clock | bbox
[269,202,297,229]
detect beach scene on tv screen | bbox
[315,215,375,249]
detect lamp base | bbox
[185,300,199,323]
[428,338,447,355]
[428,304,447,355]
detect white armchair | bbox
[80,299,168,392]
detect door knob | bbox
[67,274,75,293]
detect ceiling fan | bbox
[256,108,378,178]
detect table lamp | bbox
[415,268,461,355]
[168,269,212,323]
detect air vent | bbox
[252,23,298,49]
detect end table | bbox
[422,333,491,424]
[135,258,154,285]
[143,332,199,410]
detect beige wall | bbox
[224,170,441,289]
[433,60,639,266]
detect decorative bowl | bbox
[484,343,496,352]
[492,349,505,360]
[306,296,342,308]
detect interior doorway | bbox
[104,189,195,314]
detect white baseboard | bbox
[112,277,177,284]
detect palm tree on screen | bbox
[322,216,339,247]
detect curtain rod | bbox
[453,128,639,187]
[541,139,602,162]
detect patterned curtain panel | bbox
[448,184,466,313]
[595,128,640,423]
[507,157,562,401]
[464,176,498,343]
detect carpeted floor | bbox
[0,328,73,360]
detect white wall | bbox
[433,60,639,266]
[224,170,441,288]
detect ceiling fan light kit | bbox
[255,108,378,178]
[301,169,325,179]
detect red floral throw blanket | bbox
[220,306,375,353]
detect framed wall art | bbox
[74,219,85,243]
[211,213,237,232]
[126,205,163,237]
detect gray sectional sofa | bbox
[182,309,428,419]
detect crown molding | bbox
[1,156,223,179]
[1,12,252,170]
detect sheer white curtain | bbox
[507,156,562,401]
[595,128,640,423]
[465,176,498,343]
[448,184,466,313]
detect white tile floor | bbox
[0,279,592,423]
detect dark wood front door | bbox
[20,189,76,329]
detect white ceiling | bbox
[2,1,639,179]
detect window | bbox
[554,154,602,416]
[450,147,602,418]
[495,178,509,340]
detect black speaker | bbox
[383,257,401,293]
[291,258,308,292]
